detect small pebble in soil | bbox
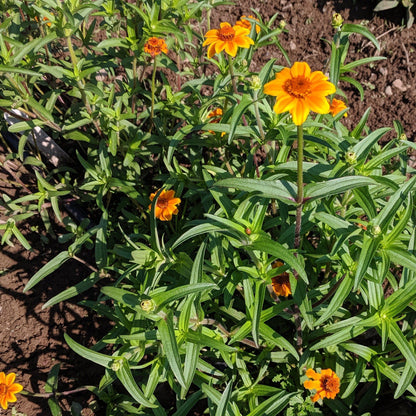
[392,79,407,91]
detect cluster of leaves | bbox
[1,1,416,415]
[374,0,415,27]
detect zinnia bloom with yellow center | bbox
[149,189,181,221]
[304,368,340,402]
[235,15,261,34]
[0,372,23,410]
[271,260,291,297]
[203,22,254,59]
[144,37,168,58]
[329,98,348,117]
[264,61,336,125]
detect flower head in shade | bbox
[149,189,181,221]
[235,15,261,34]
[144,37,168,58]
[207,108,226,136]
[329,98,348,117]
[0,372,23,410]
[271,260,291,297]
[264,62,336,125]
[304,368,340,402]
[203,22,254,58]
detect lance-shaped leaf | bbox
[215,178,297,205]
[304,176,377,202]
[116,359,157,408]
[158,313,186,389]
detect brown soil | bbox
[1,1,416,415]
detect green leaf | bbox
[252,280,266,346]
[215,380,233,416]
[185,330,236,353]
[394,362,415,399]
[215,178,297,205]
[354,234,381,290]
[228,94,254,144]
[246,390,297,416]
[388,320,416,374]
[304,176,377,201]
[158,313,186,389]
[315,274,354,326]
[311,314,381,350]
[352,128,391,161]
[42,272,101,309]
[342,23,381,50]
[249,235,308,283]
[0,65,42,76]
[116,359,158,408]
[64,334,113,368]
[151,283,217,310]
[95,210,108,269]
[259,323,299,360]
[24,251,71,292]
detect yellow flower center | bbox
[284,76,312,99]
[321,375,339,393]
[0,383,6,395]
[218,26,235,41]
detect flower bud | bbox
[370,225,382,236]
[250,75,262,90]
[399,133,407,141]
[279,20,286,29]
[111,360,122,372]
[345,151,357,165]
[141,299,156,312]
[332,13,343,29]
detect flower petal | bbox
[304,380,321,390]
[306,93,331,114]
[290,62,311,78]
[273,95,296,115]
[305,368,320,379]
[224,40,238,57]
[290,98,310,125]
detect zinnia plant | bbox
[0,372,23,410]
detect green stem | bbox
[253,90,266,144]
[150,57,157,128]
[294,124,304,250]
[228,55,238,96]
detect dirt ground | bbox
[1,0,416,415]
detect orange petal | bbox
[224,41,238,57]
[5,373,15,385]
[220,22,232,29]
[263,79,284,96]
[290,62,311,78]
[306,93,331,114]
[290,98,309,125]
[304,380,321,390]
[215,40,226,54]
[273,95,295,114]
[305,368,320,379]
[207,42,217,58]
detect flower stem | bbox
[150,57,157,130]
[228,55,239,96]
[253,90,266,144]
[294,124,304,250]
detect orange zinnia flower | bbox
[329,98,348,117]
[207,108,226,136]
[0,372,23,410]
[203,22,254,58]
[304,368,340,402]
[271,260,291,297]
[144,37,168,58]
[264,62,336,125]
[235,15,261,34]
[148,189,181,221]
